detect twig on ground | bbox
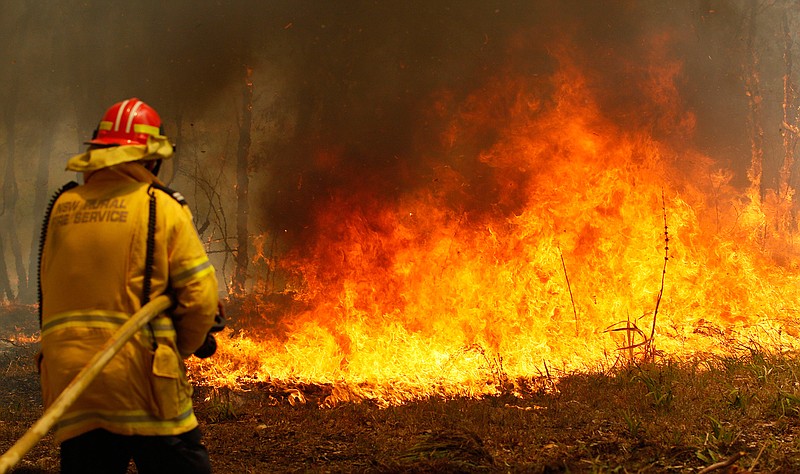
[646,188,669,362]
[698,451,745,474]
[749,443,767,472]
[542,360,557,394]
[558,246,579,337]
[0,338,23,347]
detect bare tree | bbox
[233,66,254,296]
[0,5,35,301]
[743,1,766,204]
[178,148,236,295]
[0,237,12,301]
[23,127,53,304]
[1,103,26,301]
[779,5,800,229]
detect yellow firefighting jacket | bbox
[39,160,218,444]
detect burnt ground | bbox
[3,305,800,473]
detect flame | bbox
[189,43,800,405]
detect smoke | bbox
[0,1,788,253]
[251,1,762,246]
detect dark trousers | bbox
[60,427,211,474]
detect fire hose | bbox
[0,295,173,474]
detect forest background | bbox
[0,0,797,306]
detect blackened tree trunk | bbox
[0,237,12,301]
[2,58,26,301]
[0,5,36,301]
[743,2,765,204]
[0,120,14,302]
[166,112,182,185]
[23,127,53,304]
[2,116,25,301]
[778,8,799,228]
[233,66,254,295]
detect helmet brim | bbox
[85,137,143,147]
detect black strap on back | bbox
[144,186,158,350]
[38,181,79,328]
[144,183,186,350]
[143,188,157,306]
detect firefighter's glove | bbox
[193,306,226,359]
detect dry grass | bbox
[3,305,800,472]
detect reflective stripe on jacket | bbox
[39,163,218,443]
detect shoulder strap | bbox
[38,181,79,328]
[149,182,188,206]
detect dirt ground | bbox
[3,305,800,473]
[0,360,687,474]
[1,339,576,474]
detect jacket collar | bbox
[83,162,165,187]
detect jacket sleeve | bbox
[166,203,219,357]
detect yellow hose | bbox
[0,295,173,473]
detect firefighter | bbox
[38,98,219,474]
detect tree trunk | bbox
[167,112,181,186]
[0,5,35,301]
[744,2,765,204]
[23,130,53,303]
[0,237,12,301]
[2,131,27,300]
[779,8,799,230]
[233,66,254,296]
[0,123,16,302]
[2,76,26,301]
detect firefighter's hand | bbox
[210,303,226,334]
[215,302,226,325]
[193,303,227,358]
[193,334,217,358]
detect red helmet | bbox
[87,98,163,146]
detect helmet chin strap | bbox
[143,159,162,177]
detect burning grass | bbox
[3,305,800,472]
[187,53,800,412]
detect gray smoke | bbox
[0,0,789,254]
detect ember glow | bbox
[189,38,800,405]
